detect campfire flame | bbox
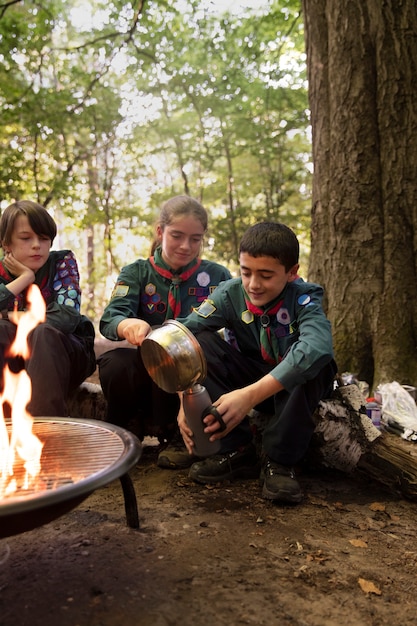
[0,285,46,498]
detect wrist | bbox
[25,269,36,281]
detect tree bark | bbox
[303,0,417,390]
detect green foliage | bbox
[0,0,311,316]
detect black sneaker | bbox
[188,443,259,484]
[260,458,303,503]
[157,432,198,469]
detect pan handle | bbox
[201,405,227,432]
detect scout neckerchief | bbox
[149,248,202,319]
[244,292,284,365]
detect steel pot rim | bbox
[141,320,206,393]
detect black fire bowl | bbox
[0,417,142,539]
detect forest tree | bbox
[303,0,417,389]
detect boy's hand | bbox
[203,374,285,440]
[3,252,35,281]
[177,404,195,454]
[204,388,253,440]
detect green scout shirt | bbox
[100,251,232,341]
[178,277,334,393]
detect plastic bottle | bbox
[182,384,226,457]
[366,397,382,429]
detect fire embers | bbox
[0,285,46,498]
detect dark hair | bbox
[0,200,57,247]
[239,222,299,271]
[150,195,208,254]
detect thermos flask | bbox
[182,384,226,457]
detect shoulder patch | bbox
[195,299,216,318]
[111,283,129,298]
[297,294,311,306]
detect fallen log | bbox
[251,383,417,501]
[68,336,133,423]
[310,383,382,474]
[68,382,107,422]
[310,383,417,501]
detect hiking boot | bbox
[188,443,259,484]
[260,458,303,503]
[157,432,198,469]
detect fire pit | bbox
[0,417,142,539]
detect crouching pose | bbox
[98,195,231,466]
[177,221,337,503]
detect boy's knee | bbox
[29,323,62,344]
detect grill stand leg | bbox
[119,473,140,529]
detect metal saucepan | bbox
[141,320,207,393]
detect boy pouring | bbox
[177,221,337,503]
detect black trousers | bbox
[0,320,96,417]
[98,346,180,441]
[195,331,337,466]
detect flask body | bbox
[183,384,223,457]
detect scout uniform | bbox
[98,247,231,440]
[0,250,96,416]
[178,276,337,466]
[100,247,231,339]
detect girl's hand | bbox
[117,318,151,345]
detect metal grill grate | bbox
[4,420,129,499]
[0,417,142,537]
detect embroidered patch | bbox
[195,299,216,318]
[276,308,290,325]
[197,271,210,287]
[63,297,76,308]
[298,294,311,306]
[111,283,129,298]
[145,282,156,295]
[189,286,210,302]
[274,325,288,338]
[241,310,254,324]
[141,290,164,314]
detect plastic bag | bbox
[377,381,417,431]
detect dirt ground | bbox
[1,436,417,626]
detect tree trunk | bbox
[302,0,417,391]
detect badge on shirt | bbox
[145,282,157,296]
[111,283,129,298]
[197,271,210,287]
[241,310,254,324]
[276,308,290,325]
[298,294,311,306]
[196,299,216,318]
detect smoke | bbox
[0,540,11,565]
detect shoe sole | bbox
[189,464,260,484]
[157,455,197,470]
[261,481,303,503]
